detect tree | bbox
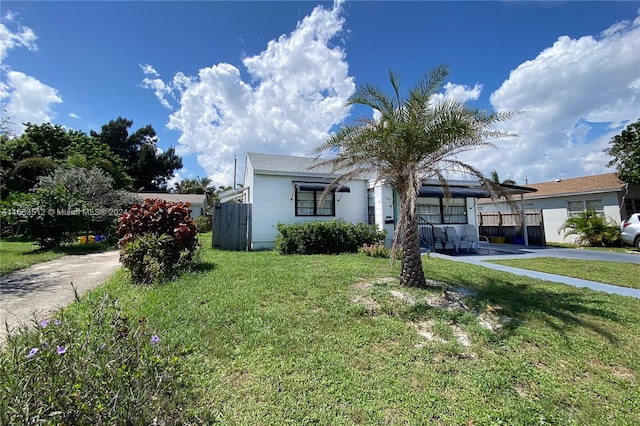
[91,117,182,191]
[174,177,212,194]
[490,170,516,186]
[15,167,139,248]
[560,210,621,247]
[314,65,515,288]
[605,118,640,184]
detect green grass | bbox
[0,237,112,276]
[487,257,640,289]
[12,243,637,424]
[547,242,639,254]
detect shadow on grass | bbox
[441,272,623,344]
[192,261,217,274]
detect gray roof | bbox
[247,152,342,177]
[133,193,206,205]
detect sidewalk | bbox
[0,250,121,341]
[429,246,640,299]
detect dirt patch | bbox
[353,277,396,291]
[351,295,381,312]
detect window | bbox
[295,189,335,216]
[367,189,375,225]
[567,201,583,217]
[417,197,468,224]
[625,198,640,219]
[568,199,603,217]
[585,199,603,215]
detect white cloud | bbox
[461,12,640,184]
[143,1,354,186]
[2,71,62,133]
[1,12,62,135]
[69,112,81,119]
[0,14,37,62]
[432,82,483,105]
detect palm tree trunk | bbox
[398,190,427,288]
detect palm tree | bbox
[174,177,212,194]
[314,65,516,288]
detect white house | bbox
[220,152,536,251]
[477,173,640,244]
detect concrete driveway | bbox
[0,250,121,342]
[430,244,640,298]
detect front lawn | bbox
[0,237,111,276]
[487,257,640,289]
[2,247,639,424]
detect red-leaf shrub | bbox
[117,199,199,283]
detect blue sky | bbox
[2,1,639,188]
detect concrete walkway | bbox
[430,244,640,299]
[0,250,121,341]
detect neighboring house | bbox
[221,152,535,251]
[477,173,640,244]
[134,192,207,218]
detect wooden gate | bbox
[212,203,252,251]
[478,210,546,246]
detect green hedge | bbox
[275,220,386,255]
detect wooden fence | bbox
[478,210,546,246]
[212,203,252,251]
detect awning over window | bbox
[418,186,490,198]
[293,181,351,193]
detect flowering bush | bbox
[0,294,185,424]
[359,242,393,258]
[117,198,199,283]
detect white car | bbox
[620,213,640,250]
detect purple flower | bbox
[40,319,50,328]
[99,343,106,351]
[56,346,67,355]
[53,319,62,326]
[150,335,160,345]
[26,347,39,358]
[42,341,49,348]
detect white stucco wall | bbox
[250,174,369,250]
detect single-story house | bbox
[220,152,536,251]
[477,173,640,244]
[133,192,207,218]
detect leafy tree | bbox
[560,210,621,247]
[15,183,89,248]
[91,117,182,191]
[490,170,516,186]
[10,157,56,192]
[314,65,515,288]
[605,118,640,184]
[14,167,138,248]
[66,130,131,189]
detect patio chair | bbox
[462,225,480,252]
[444,226,471,252]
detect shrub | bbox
[0,294,185,425]
[194,215,212,233]
[359,241,392,258]
[275,220,386,255]
[560,210,622,247]
[117,198,199,283]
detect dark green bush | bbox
[560,209,622,247]
[275,220,386,255]
[0,294,186,425]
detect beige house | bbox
[134,193,207,218]
[478,173,640,244]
